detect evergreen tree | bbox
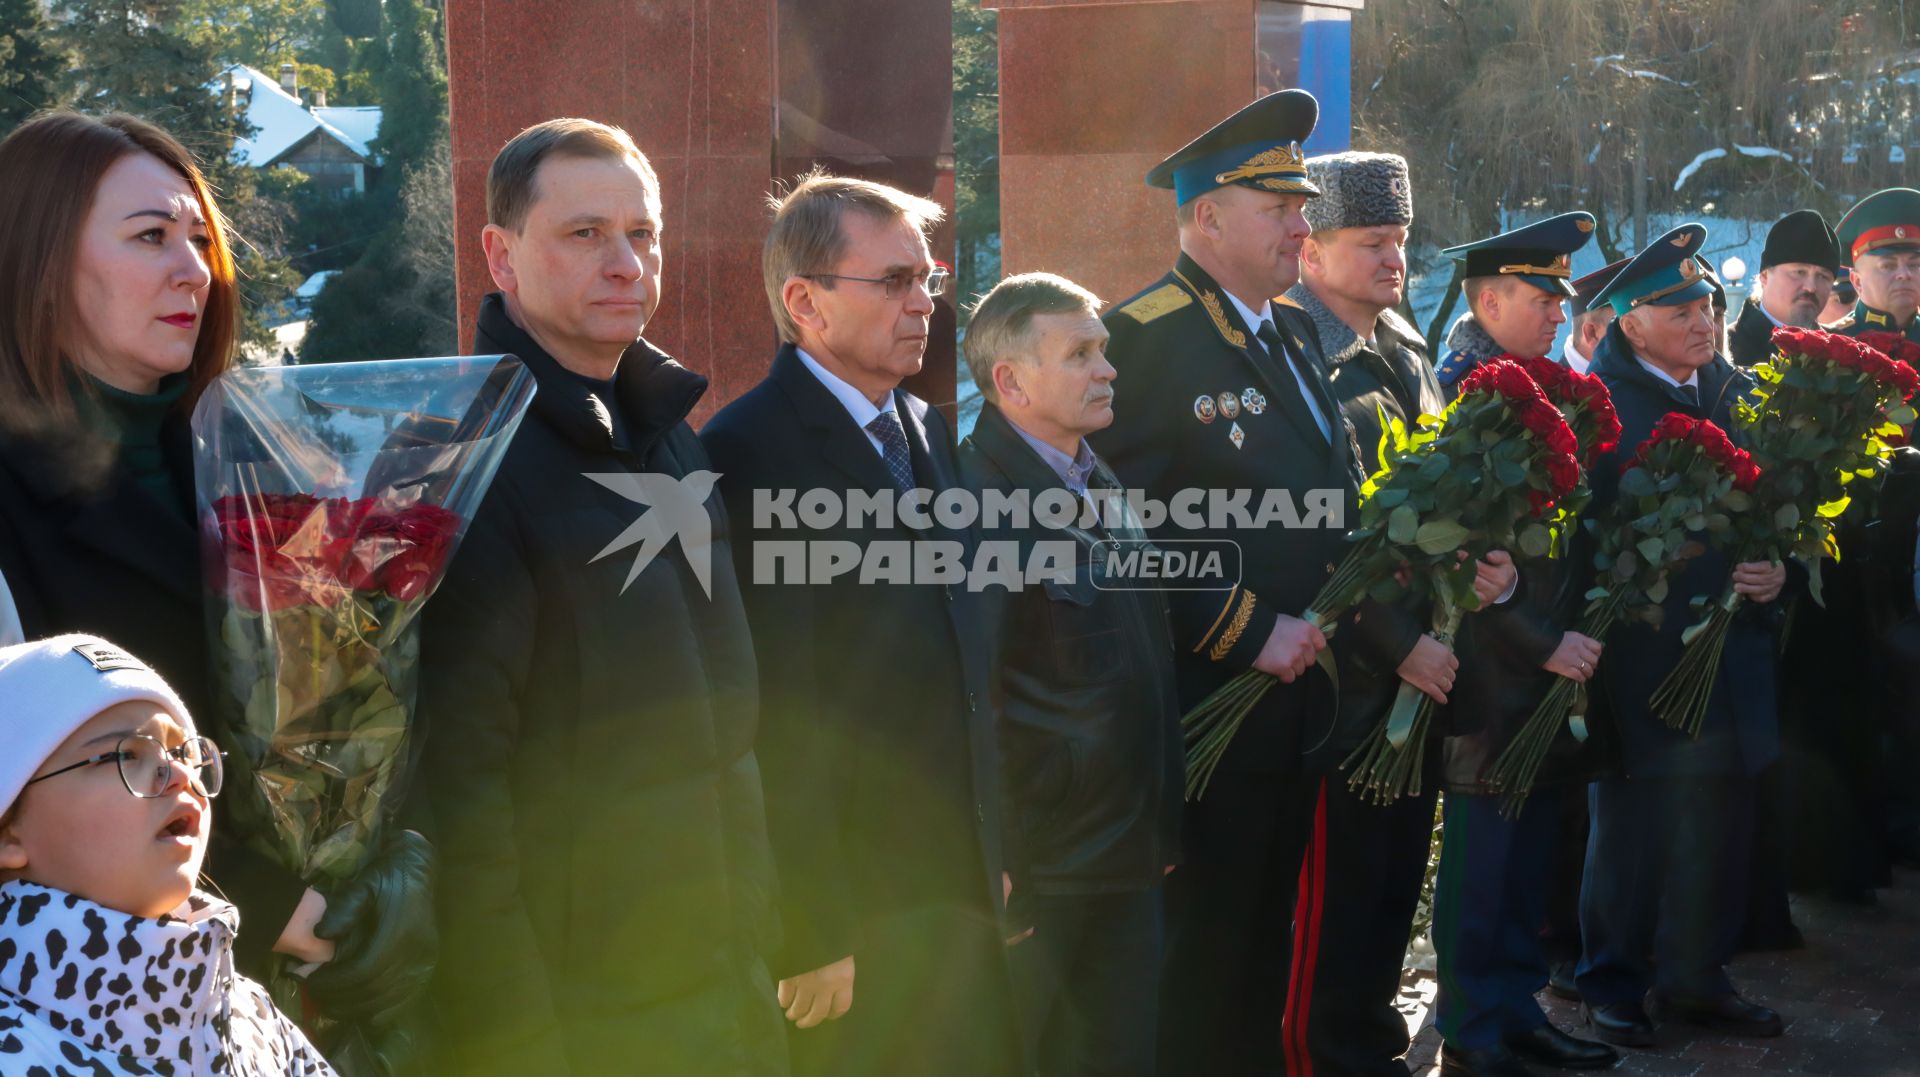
[56,0,235,165]
[0,0,71,135]
[369,0,444,175]
[301,0,452,362]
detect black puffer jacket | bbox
[417,295,785,1075]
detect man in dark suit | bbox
[957,271,1183,1077]
[1578,224,1788,1047]
[701,172,1020,1077]
[1728,210,1839,367]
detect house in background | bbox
[221,63,382,196]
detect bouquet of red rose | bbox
[1490,414,1758,810]
[1503,354,1623,550]
[193,357,535,883]
[1178,360,1582,801]
[1651,326,1919,735]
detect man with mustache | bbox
[1729,210,1839,366]
[1769,190,1920,912]
[958,272,1182,1077]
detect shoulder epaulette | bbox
[1118,283,1193,325]
[1434,349,1475,387]
[1272,293,1303,311]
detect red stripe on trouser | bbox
[1284,778,1330,1077]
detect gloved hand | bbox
[304,828,438,1026]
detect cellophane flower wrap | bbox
[193,357,535,883]
[1651,327,1920,736]
[1491,414,1757,811]
[1182,359,1581,802]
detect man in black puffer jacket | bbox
[417,119,785,1076]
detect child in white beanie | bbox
[0,634,336,1076]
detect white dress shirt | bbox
[1221,289,1334,442]
[1633,354,1701,392]
[796,347,895,458]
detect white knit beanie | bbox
[0,635,195,814]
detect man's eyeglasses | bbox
[24,735,225,799]
[802,266,949,300]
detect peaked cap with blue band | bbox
[1442,212,1597,297]
[1588,223,1713,316]
[1146,89,1322,206]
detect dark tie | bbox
[865,410,916,494]
[1678,383,1700,409]
[1257,322,1331,443]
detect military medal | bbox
[1194,395,1217,423]
[1217,391,1241,420]
[1241,388,1267,415]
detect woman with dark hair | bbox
[0,113,430,1043]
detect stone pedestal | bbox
[985,0,1359,306]
[444,0,955,423]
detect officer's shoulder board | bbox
[1434,349,1474,387]
[1117,283,1192,325]
[1825,313,1857,332]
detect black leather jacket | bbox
[960,403,1184,895]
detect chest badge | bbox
[1241,387,1268,415]
[1229,421,1246,450]
[1217,391,1242,420]
[1194,394,1218,423]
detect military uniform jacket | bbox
[1089,254,1363,774]
[1829,299,1920,342]
[1585,324,1782,779]
[1730,300,1781,367]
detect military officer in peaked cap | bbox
[1577,223,1788,1047]
[1086,89,1370,1077]
[1435,214,1598,393]
[1563,257,1627,375]
[1729,209,1840,367]
[1833,187,1920,342]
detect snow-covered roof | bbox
[294,270,336,300]
[218,64,380,167]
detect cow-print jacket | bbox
[0,881,335,1076]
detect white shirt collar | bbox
[1220,289,1274,339]
[1633,353,1700,390]
[796,346,894,430]
[1562,335,1591,375]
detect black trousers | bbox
[1159,768,1433,1077]
[787,903,1023,1077]
[1011,886,1165,1077]
[1577,775,1755,1005]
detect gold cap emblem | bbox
[1215,142,1308,186]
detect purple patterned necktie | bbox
[866,410,916,494]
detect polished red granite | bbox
[987,0,1259,306]
[444,0,955,422]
